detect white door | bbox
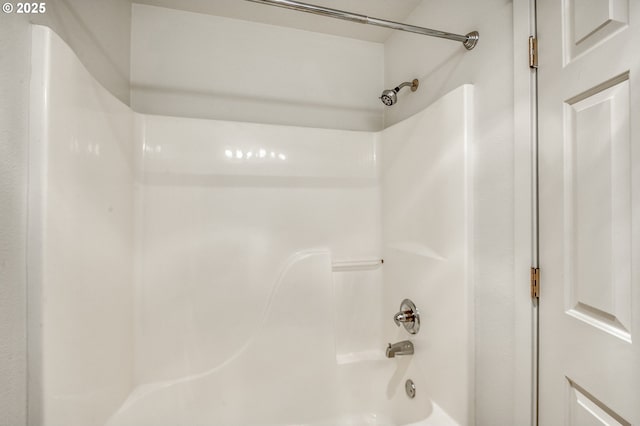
[538,0,640,424]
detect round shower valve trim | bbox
[393,298,420,334]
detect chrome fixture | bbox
[245,0,479,50]
[386,340,414,358]
[405,379,416,398]
[393,299,420,334]
[380,79,419,106]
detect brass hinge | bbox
[530,267,540,299]
[528,36,538,69]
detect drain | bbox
[405,379,416,398]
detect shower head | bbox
[380,89,397,106]
[379,79,419,106]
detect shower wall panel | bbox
[133,114,383,385]
[28,27,134,426]
[381,85,473,425]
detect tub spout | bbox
[386,340,414,358]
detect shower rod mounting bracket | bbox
[463,31,480,50]
[245,0,480,50]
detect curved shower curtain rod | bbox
[245,0,479,50]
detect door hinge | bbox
[528,36,538,69]
[530,267,540,299]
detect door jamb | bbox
[513,0,539,425]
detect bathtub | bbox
[107,360,457,426]
[106,360,457,426]
[106,252,459,426]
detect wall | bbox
[381,85,473,425]
[384,0,515,424]
[0,14,31,426]
[130,4,384,131]
[28,27,134,426]
[0,3,131,425]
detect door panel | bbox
[538,0,640,424]
[567,379,630,426]
[564,74,632,343]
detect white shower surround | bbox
[29,26,472,426]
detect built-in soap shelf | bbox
[331,258,383,272]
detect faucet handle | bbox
[393,311,415,326]
[393,299,420,334]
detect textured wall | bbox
[130,4,384,131]
[384,1,515,424]
[0,14,30,426]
